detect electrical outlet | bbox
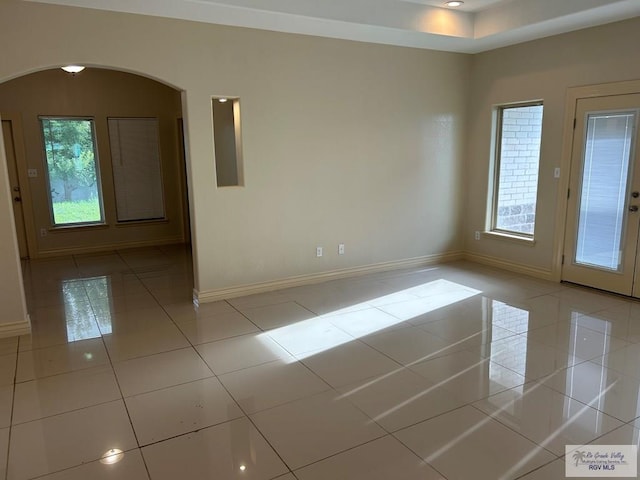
[338,243,345,255]
[316,246,323,257]
[40,228,47,237]
[28,168,38,178]
[475,231,481,241]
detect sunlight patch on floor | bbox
[260,279,481,363]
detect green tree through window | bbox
[41,118,103,225]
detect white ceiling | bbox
[26,0,640,53]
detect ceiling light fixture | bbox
[61,65,85,74]
[99,449,124,465]
[445,1,464,6]
[218,98,228,103]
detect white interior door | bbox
[1,119,28,259]
[562,94,640,296]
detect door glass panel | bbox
[575,111,637,271]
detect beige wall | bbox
[464,17,640,274]
[0,0,470,305]
[0,68,186,256]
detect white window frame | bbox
[488,101,544,240]
[39,116,105,227]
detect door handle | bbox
[630,205,638,212]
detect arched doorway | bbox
[0,66,191,260]
[0,67,196,338]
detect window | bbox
[41,117,104,226]
[490,103,543,236]
[108,118,165,222]
[212,97,243,187]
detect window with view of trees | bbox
[40,117,104,225]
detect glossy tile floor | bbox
[2,244,640,479]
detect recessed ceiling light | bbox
[218,98,228,103]
[61,65,85,74]
[99,449,124,465]
[445,1,464,6]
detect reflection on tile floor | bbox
[2,245,640,478]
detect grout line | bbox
[224,300,267,333]
[97,305,149,478]
[511,456,559,480]
[14,360,113,385]
[120,373,217,400]
[288,434,400,475]
[9,393,124,428]
[24,446,144,480]
[88,258,150,475]
[3,347,19,480]
[12,245,194,478]
[173,322,264,349]
[100,248,295,476]
[113,245,193,480]
[191,358,295,473]
[467,403,559,459]
[133,421,228,449]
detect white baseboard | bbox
[0,317,31,338]
[36,236,185,258]
[196,251,464,303]
[464,252,554,281]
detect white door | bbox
[1,119,29,259]
[562,94,640,296]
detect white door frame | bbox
[552,79,640,283]
[1,113,37,259]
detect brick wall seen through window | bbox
[493,103,543,236]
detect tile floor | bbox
[1,244,640,479]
